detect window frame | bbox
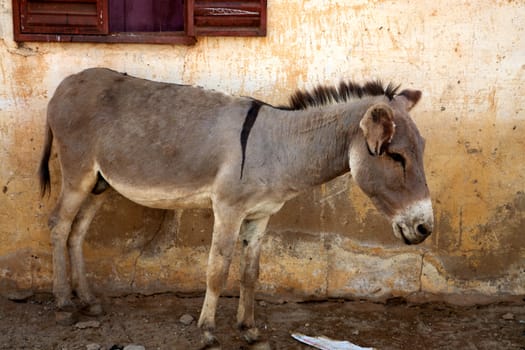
[12,0,267,45]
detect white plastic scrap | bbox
[291,333,376,350]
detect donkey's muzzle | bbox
[392,199,434,245]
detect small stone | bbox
[86,344,102,350]
[502,312,515,320]
[351,329,360,336]
[123,345,145,350]
[180,313,194,325]
[5,290,34,301]
[75,320,101,329]
[250,341,271,350]
[259,301,267,307]
[55,311,78,326]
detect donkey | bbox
[39,68,433,345]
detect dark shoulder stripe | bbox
[240,100,263,179]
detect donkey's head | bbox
[349,90,433,245]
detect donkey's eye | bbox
[388,152,406,169]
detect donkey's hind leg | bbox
[48,186,91,324]
[237,216,270,344]
[68,190,108,316]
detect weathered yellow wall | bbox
[1,0,524,303]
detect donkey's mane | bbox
[285,80,400,110]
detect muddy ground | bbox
[0,293,524,349]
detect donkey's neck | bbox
[256,98,377,190]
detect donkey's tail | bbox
[38,122,53,197]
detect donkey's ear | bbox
[359,103,395,156]
[397,89,422,111]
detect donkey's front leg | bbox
[198,206,243,346]
[237,216,270,343]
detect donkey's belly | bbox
[107,179,213,210]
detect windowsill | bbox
[13,32,197,45]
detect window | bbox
[12,0,267,44]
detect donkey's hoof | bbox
[200,330,220,349]
[55,310,78,326]
[81,302,104,316]
[242,327,261,344]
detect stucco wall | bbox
[1,0,524,303]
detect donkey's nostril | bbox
[417,223,431,237]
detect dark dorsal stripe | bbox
[240,100,263,179]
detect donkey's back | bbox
[43,68,252,208]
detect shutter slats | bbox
[27,1,98,15]
[188,0,267,36]
[25,14,99,27]
[194,16,260,28]
[19,0,108,35]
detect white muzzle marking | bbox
[391,198,434,244]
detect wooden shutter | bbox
[15,0,108,36]
[187,0,267,37]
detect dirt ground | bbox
[0,293,524,350]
